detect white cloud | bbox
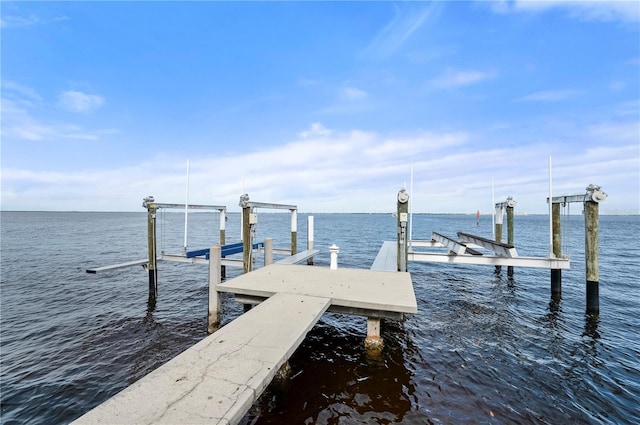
[57,90,105,113]
[342,87,368,100]
[0,14,69,28]
[361,3,439,60]
[2,81,44,105]
[491,1,640,23]
[516,89,583,102]
[2,120,637,214]
[298,123,332,138]
[430,69,495,89]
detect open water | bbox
[1,211,638,424]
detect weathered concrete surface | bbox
[370,241,397,271]
[217,264,417,314]
[72,293,330,425]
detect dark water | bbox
[1,211,638,424]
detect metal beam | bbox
[409,252,570,269]
[457,232,518,258]
[547,194,588,204]
[148,202,226,211]
[431,232,467,255]
[409,240,441,248]
[244,201,297,210]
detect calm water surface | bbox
[1,211,639,424]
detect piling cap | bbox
[329,244,340,253]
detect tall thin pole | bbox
[491,178,495,239]
[548,156,553,257]
[184,159,190,254]
[409,164,414,245]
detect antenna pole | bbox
[184,159,190,254]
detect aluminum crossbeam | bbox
[409,252,570,269]
[431,232,467,255]
[146,202,226,211]
[244,201,297,210]
[457,232,518,258]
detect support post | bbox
[506,197,515,277]
[364,318,384,355]
[551,202,562,298]
[143,197,158,307]
[290,209,297,255]
[584,184,606,314]
[494,204,504,274]
[585,198,600,315]
[397,189,409,272]
[307,215,314,265]
[219,209,226,279]
[242,206,252,274]
[208,245,221,333]
[264,237,273,266]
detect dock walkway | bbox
[72,293,330,425]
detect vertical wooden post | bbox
[208,245,221,333]
[264,237,273,266]
[397,189,409,272]
[506,202,515,277]
[307,215,314,265]
[585,199,600,315]
[551,202,562,298]
[242,206,252,274]
[584,184,606,315]
[219,209,226,279]
[290,209,297,255]
[146,203,158,307]
[494,205,503,274]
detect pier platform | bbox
[72,293,331,425]
[218,264,417,320]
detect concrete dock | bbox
[72,293,331,424]
[73,260,417,424]
[217,263,417,319]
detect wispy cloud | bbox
[0,14,69,28]
[430,69,496,89]
[491,1,640,24]
[2,119,637,213]
[2,81,44,106]
[341,86,368,101]
[361,3,438,60]
[298,122,332,138]
[1,98,113,141]
[516,89,583,102]
[57,90,105,113]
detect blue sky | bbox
[2,1,639,214]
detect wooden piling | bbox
[146,204,158,307]
[208,245,221,333]
[290,209,297,255]
[494,205,503,274]
[307,215,314,265]
[397,189,409,272]
[585,199,600,315]
[242,206,252,274]
[506,203,515,277]
[551,202,562,298]
[219,209,226,279]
